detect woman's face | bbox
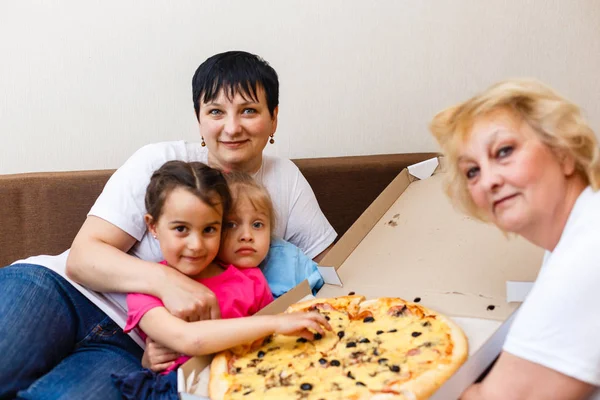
[457,109,571,235]
[198,87,278,174]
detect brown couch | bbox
[0,153,436,267]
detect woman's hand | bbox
[271,312,332,340]
[158,266,221,322]
[142,337,181,372]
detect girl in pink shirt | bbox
[113,161,330,399]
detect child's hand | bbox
[272,312,332,340]
[142,337,181,372]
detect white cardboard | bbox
[506,281,535,303]
[317,265,343,286]
[408,157,439,180]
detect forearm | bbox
[67,237,165,296]
[143,312,277,356]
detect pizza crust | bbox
[208,351,231,400]
[285,294,365,314]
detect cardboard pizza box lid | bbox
[318,158,543,320]
[179,157,545,399]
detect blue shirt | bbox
[261,238,325,298]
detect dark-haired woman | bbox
[0,51,336,399]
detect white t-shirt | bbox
[503,186,600,398]
[16,141,337,347]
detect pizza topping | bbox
[390,305,408,317]
[246,359,262,368]
[407,348,421,356]
[218,296,466,400]
[414,297,421,303]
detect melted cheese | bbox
[222,301,455,399]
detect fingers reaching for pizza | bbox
[271,311,332,339]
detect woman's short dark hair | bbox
[192,51,279,120]
[145,161,232,221]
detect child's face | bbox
[147,187,223,277]
[218,197,271,268]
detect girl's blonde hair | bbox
[223,171,276,235]
[429,78,600,220]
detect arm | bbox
[67,216,160,294]
[67,216,220,320]
[139,308,331,356]
[461,352,594,400]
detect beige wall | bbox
[1,0,599,174]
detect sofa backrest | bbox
[0,153,436,267]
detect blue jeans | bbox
[0,264,143,400]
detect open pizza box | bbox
[178,157,544,399]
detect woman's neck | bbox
[520,177,587,251]
[207,153,263,175]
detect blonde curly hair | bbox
[429,78,600,220]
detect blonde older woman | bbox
[430,79,600,400]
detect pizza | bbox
[209,295,468,399]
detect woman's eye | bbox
[242,108,257,115]
[496,146,514,158]
[465,167,479,180]
[252,221,264,229]
[174,226,187,233]
[209,109,222,116]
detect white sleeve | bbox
[88,144,171,241]
[284,166,337,260]
[503,237,600,385]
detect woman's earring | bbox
[152,234,157,239]
[269,134,275,144]
[201,137,206,147]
